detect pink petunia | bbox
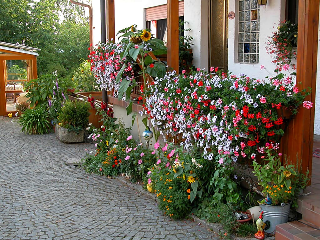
[127,135,133,141]
[140,152,145,157]
[125,155,130,160]
[154,141,160,150]
[166,162,170,168]
[218,158,224,164]
[156,159,161,165]
[260,97,266,103]
[147,171,152,175]
[148,178,152,184]
[168,149,175,158]
[162,143,168,152]
[303,101,313,109]
[138,159,143,165]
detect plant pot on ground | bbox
[56,100,90,143]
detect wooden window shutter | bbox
[146,1,184,21]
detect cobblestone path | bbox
[0,117,217,240]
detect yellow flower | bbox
[141,29,151,42]
[106,140,109,146]
[187,176,195,183]
[283,170,292,178]
[168,187,172,190]
[130,25,136,32]
[8,113,12,118]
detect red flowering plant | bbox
[266,20,298,72]
[143,67,312,163]
[89,25,167,114]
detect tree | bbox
[0,0,90,78]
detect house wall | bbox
[92,0,167,46]
[228,0,320,135]
[227,0,285,78]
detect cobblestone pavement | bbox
[0,117,218,240]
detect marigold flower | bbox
[187,189,191,193]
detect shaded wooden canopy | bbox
[0,42,38,116]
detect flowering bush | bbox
[144,68,310,163]
[147,142,204,219]
[252,147,309,207]
[266,20,298,71]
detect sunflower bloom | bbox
[141,29,151,42]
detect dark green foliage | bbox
[57,100,90,133]
[19,107,51,134]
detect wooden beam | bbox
[0,60,5,116]
[283,0,319,179]
[167,0,179,73]
[107,0,115,41]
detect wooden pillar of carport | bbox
[281,0,319,181]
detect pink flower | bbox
[218,158,224,164]
[168,149,175,158]
[140,152,145,157]
[127,135,133,141]
[182,70,186,74]
[134,45,139,49]
[126,147,132,153]
[156,159,161,165]
[154,141,160,150]
[125,155,130,160]
[166,162,170,168]
[282,64,290,71]
[210,67,215,72]
[148,178,152,184]
[293,86,299,93]
[147,171,152,175]
[260,97,266,103]
[260,65,265,70]
[303,101,313,109]
[162,143,168,152]
[151,151,156,155]
[138,159,143,164]
[197,68,201,71]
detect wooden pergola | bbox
[104,0,319,179]
[0,42,38,116]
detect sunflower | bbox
[141,29,151,42]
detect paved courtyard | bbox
[0,117,217,240]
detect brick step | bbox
[275,220,320,239]
[297,186,320,227]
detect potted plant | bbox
[56,100,90,143]
[252,147,309,233]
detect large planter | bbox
[55,124,84,143]
[260,204,290,234]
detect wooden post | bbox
[107,0,115,41]
[167,0,179,73]
[0,60,5,116]
[283,0,319,179]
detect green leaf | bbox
[142,116,148,128]
[174,167,183,178]
[118,79,131,99]
[129,47,140,61]
[126,101,133,115]
[191,181,198,192]
[131,113,136,126]
[116,63,127,83]
[144,55,153,65]
[190,190,196,203]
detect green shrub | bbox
[72,61,99,92]
[57,100,90,133]
[19,107,51,134]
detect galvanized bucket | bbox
[260,204,290,233]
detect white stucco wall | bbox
[314,8,320,135]
[184,0,209,70]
